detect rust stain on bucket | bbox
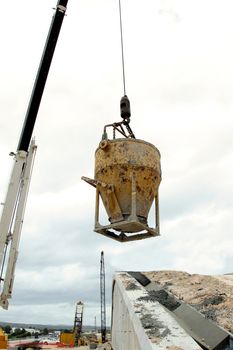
[95,138,161,228]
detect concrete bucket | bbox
[82,138,161,242]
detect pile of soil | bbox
[144,270,233,334]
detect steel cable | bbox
[119,0,126,96]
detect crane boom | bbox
[18,0,68,153]
[0,0,68,309]
[0,141,37,308]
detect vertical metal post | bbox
[95,188,100,227]
[130,172,137,220]
[100,251,106,343]
[155,192,160,235]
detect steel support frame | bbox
[94,173,160,242]
[73,301,84,345]
[0,140,37,309]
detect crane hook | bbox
[120,95,131,123]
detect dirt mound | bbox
[144,270,233,334]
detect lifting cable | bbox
[102,0,135,139]
[118,0,127,96]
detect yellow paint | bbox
[0,329,8,349]
[60,332,75,346]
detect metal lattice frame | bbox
[73,301,84,345]
[100,251,106,343]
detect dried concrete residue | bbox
[120,273,139,290]
[125,282,141,291]
[192,294,225,321]
[140,312,170,339]
[134,302,145,313]
[203,294,225,306]
[138,289,180,311]
[144,270,233,334]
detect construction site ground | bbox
[9,344,112,350]
[144,270,233,334]
[38,346,111,350]
[9,346,109,350]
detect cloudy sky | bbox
[0,0,233,327]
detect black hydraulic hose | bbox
[17,0,68,152]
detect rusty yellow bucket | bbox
[82,138,161,242]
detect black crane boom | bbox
[17,0,68,152]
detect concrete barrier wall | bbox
[111,272,202,350]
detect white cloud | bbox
[0,0,233,326]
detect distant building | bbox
[12,327,40,334]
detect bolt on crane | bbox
[0,0,68,309]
